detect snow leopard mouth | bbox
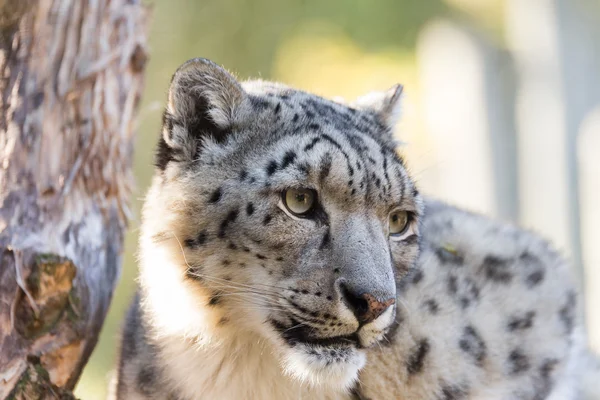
[270,319,363,349]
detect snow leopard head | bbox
[139,58,422,390]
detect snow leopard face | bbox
[139,59,422,390]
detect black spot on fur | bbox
[256,253,267,260]
[209,187,222,203]
[406,338,430,375]
[520,251,546,280]
[439,384,468,400]
[308,123,320,131]
[239,169,248,181]
[185,230,208,248]
[508,348,530,375]
[447,275,458,295]
[533,359,559,399]
[412,269,424,284]
[218,210,238,238]
[297,162,310,175]
[459,326,486,367]
[507,311,536,331]
[526,269,545,288]
[424,299,439,314]
[319,229,331,250]
[280,150,297,170]
[293,113,299,122]
[263,214,272,225]
[246,203,255,216]
[274,103,281,114]
[559,291,576,335]
[448,276,480,309]
[266,160,278,176]
[208,293,221,306]
[482,255,513,283]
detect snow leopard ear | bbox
[352,84,404,134]
[156,58,250,170]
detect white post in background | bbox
[554,0,600,289]
[505,0,573,258]
[417,20,518,220]
[578,109,600,354]
[507,0,600,343]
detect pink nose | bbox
[341,286,396,324]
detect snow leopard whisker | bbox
[203,283,288,303]
[183,265,291,293]
[183,268,287,298]
[282,322,310,334]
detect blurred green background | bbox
[74,0,600,398]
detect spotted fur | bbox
[110,59,597,400]
[357,201,594,400]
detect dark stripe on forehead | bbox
[319,152,333,183]
[381,148,392,195]
[304,137,321,151]
[394,166,406,201]
[302,97,389,140]
[320,134,354,177]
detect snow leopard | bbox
[109,58,598,400]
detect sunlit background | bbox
[75,0,600,397]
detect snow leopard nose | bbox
[339,282,396,325]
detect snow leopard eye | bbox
[282,188,317,217]
[389,210,410,236]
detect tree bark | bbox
[0,0,149,398]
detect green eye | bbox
[389,210,409,235]
[283,188,316,216]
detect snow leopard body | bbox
[110,58,597,400]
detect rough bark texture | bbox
[0,0,149,397]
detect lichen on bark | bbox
[13,254,78,340]
[7,356,78,400]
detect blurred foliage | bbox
[75,0,503,398]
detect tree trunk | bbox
[0,0,149,398]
